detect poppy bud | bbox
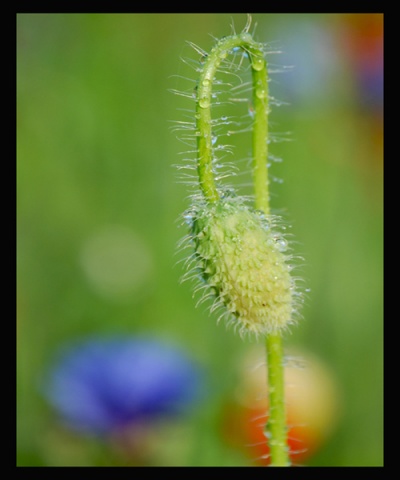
[186,195,297,336]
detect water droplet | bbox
[252,57,264,71]
[275,238,288,252]
[240,32,252,43]
[305,288,311,293]
[198,97,210,109]
[211,135,217,145]
[183,214,193,225]
[256,88,267,99]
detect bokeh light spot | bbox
[80,225,154,302]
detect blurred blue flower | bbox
[264,18,341,107]
[44,336,204,435]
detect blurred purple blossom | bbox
[44,336,204,435]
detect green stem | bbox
[196,32,270,205]
[195,30,288,466]
[250,55,270,214]
[251,50,289,467]
[266,333,289,466]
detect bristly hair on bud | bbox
[182,190,301,338]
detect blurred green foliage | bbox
[17,13,383,466]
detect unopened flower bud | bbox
[187,196,297,336]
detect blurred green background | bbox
[17,13,383,466]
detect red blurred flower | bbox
[222,348,341,466]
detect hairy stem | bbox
[250,53,270,214]
[195,31,288,466]
[248,42,289,468]
[266,333,289,466]
[196,32,270,204]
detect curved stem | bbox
[195,30,288,466]
[196,32,270,205]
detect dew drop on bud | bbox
[276,238,288,252]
